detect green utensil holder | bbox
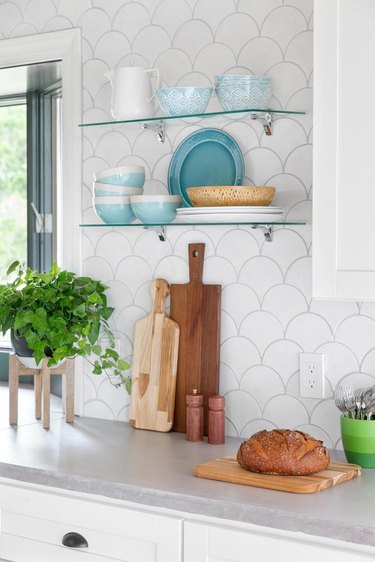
[341,415,375,468]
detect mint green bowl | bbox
[341,415,375,467]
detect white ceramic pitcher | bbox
[105,66,160,120]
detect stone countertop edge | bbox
[0,461,372,548]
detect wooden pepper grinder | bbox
[186,389,203,442]
[208,395,225,444]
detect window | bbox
[0,101,27,282]
[0,63,62,349]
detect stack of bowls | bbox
[92,165,145,224]
[215,75,272,111]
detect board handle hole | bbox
[193,250,199,257]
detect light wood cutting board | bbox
[129,279,179,432]
[194,456,361,494]
[170,243,221,434]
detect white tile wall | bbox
[1,0,373,449]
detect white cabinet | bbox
[313,0,375,300]
[0,482,182,562]
[184,520,375,562]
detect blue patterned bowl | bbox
[215,75,271,86]
[156,87,213,116]
[216,82,272,111]
[130,195,182,224]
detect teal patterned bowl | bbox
[156,87,212,116]
[216,82,272,111]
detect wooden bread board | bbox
[129,279,179,432]
[194,456,361,494]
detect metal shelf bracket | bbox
[251,112,272,136]
[142,120,165,143]
[144,225,166,241]
[251,224,273,242]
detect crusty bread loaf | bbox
[237,429,330,476]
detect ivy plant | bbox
[0,261,131,393]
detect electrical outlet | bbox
[299,353,325,398]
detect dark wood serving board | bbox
[170,243,221,434]
[194,456,361,494]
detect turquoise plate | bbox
[168,129,244,206]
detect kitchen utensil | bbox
[129,195,182,223]
[156,87,212,116]
[170,243,221,434]
[168,129,244,206]
[105,67,160,120]
[355,385,375,419]
[129,279,180,432]
[194,456,361,494]
[186,185,276,207]
[335,383,375,419]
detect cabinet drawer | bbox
[184,521,375,562]
[0,485,182,562]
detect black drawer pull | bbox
[62,532,88,549]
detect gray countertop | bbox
[0,416,373,548]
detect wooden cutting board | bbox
[170,243,221,434]
[195,456,361,494]
[129,279,179,432]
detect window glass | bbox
[0,103,27,283]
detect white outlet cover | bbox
[299,352,325,399]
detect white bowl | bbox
[94,165,145,187]
[93,181,143,197]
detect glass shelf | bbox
[79,107,305,128]
[80,220,306,243]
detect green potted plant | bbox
[0,261,131,393]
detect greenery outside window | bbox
[0,85,61,349]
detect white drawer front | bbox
[184,521,375,562]
[2,512,153,562]
[0,485,182,562]
[1,534,117,562]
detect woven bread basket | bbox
[186,186,276,207]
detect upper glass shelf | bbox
[80,220,305,227]
[80,220,306,242]
[79,107,305,128]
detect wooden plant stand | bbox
[9,354,74,430]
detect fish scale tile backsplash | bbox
[3,0,374,448]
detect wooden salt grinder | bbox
[186,389,203,442]
[208,395,225,444]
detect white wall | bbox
[1,0,373,449]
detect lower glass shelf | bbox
[80,220,306,242]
